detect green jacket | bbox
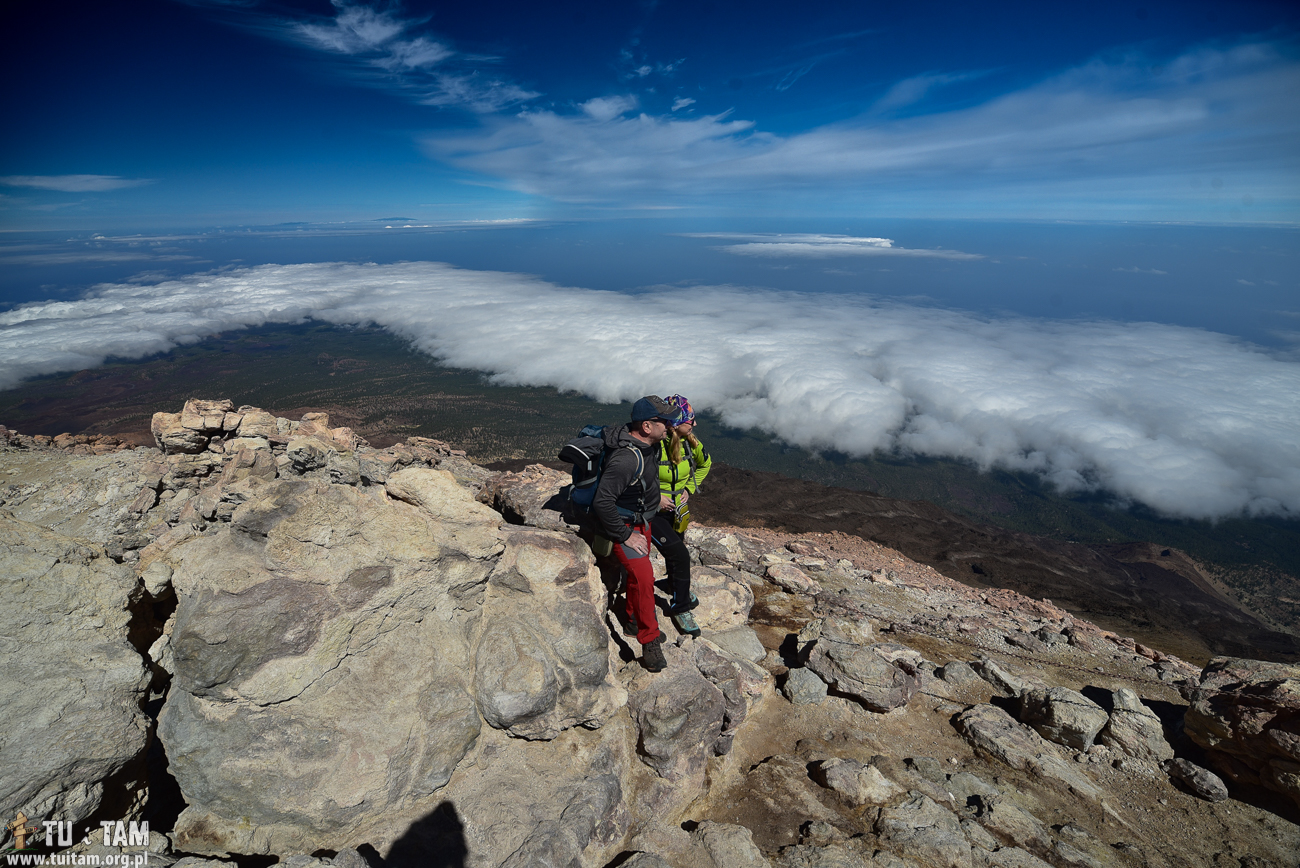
[658,437,711,506]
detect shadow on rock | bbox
[369,802,468,868]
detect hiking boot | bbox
[669,591,699,615]
[672,610,701,638]
[641,635,667,672]
[622,609,638,637]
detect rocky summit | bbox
[2,399,1299,867]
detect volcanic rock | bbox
[1018,687,1109,750]
[1097,688,1173,762]
[0,514,151,828]
[1183,656,1300,809]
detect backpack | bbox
[558,424,645,520]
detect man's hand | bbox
[624,533,649,556]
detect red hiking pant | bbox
[614,522,661,646]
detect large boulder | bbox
[955,705,1101,799]
[1183,656,1300,809]
[1097,689,1173,762]
[473,530,626,739]
[809,759,904,806]
[693,566,756,631]
[1018,687,1109,750]
[805,617,920,713]
[692,820,772,868]
[874,793,971,868]
[153,399,237,454]
[158,472,519,856]
[627,644,728,783]
[0,514,151,828]
[479,465,573,533]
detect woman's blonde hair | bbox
[667,426,698,465]
[668,427,683,464]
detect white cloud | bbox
[425,41,1300,215]
[581,95,639,122]
[671,97,696,111]
[282,1,536,113]
[687,233,983,260]
[872,70,983,112]
[1114,266,1168,274]
[0,175,153,193]
[3,261,1298,521]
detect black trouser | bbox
[649,512,692,612]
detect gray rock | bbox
[946,771,999,805]
[474,531,623,740]
[1184,656,1300,810]
[938,661,979,685]
[142,559,174,596]
[972,658,1043,697]
[983,848,1053,868]
[1005,631,1048,654]
[1018,687,1109,750]
[784,668,829,705]
[691,638,770,754]
[810,758,904,805]
[767,562,823,595]
[498,773,622,868]
[1098,689,1173,762]
[479,464,573,532]
[286,436,337,473]
[693,820,772,868]
[628,647,727,782]
[157,474,618,857]
[905,756,948,784]
[622,855,674,868]
[875,792,972,868]
[0,514,151,829]
[968,794,1051,858]
[1163,758,1230,802]
[776,844,871,868]
[955,705,1102,799]
[807,634,920,712]
[708,625,767,663]
[960,817,999,852]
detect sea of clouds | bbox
[2,260,1297,521]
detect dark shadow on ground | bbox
[369,801,468,868]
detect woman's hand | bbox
[660,494,676,510]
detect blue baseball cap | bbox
[631,395,680,424]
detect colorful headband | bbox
[666,394,695,425]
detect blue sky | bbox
[3,1,1300,521]
[2,0,1298,226]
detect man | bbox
[592,395,679,672]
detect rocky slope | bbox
[1,401,1298,868]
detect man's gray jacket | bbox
[591,423,661,543]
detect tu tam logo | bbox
[5,812,148,851]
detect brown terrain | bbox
[692,464,1300,666]
[5,356,1297,668]
[485,459,1300,667]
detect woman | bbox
[652,394,712,637]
